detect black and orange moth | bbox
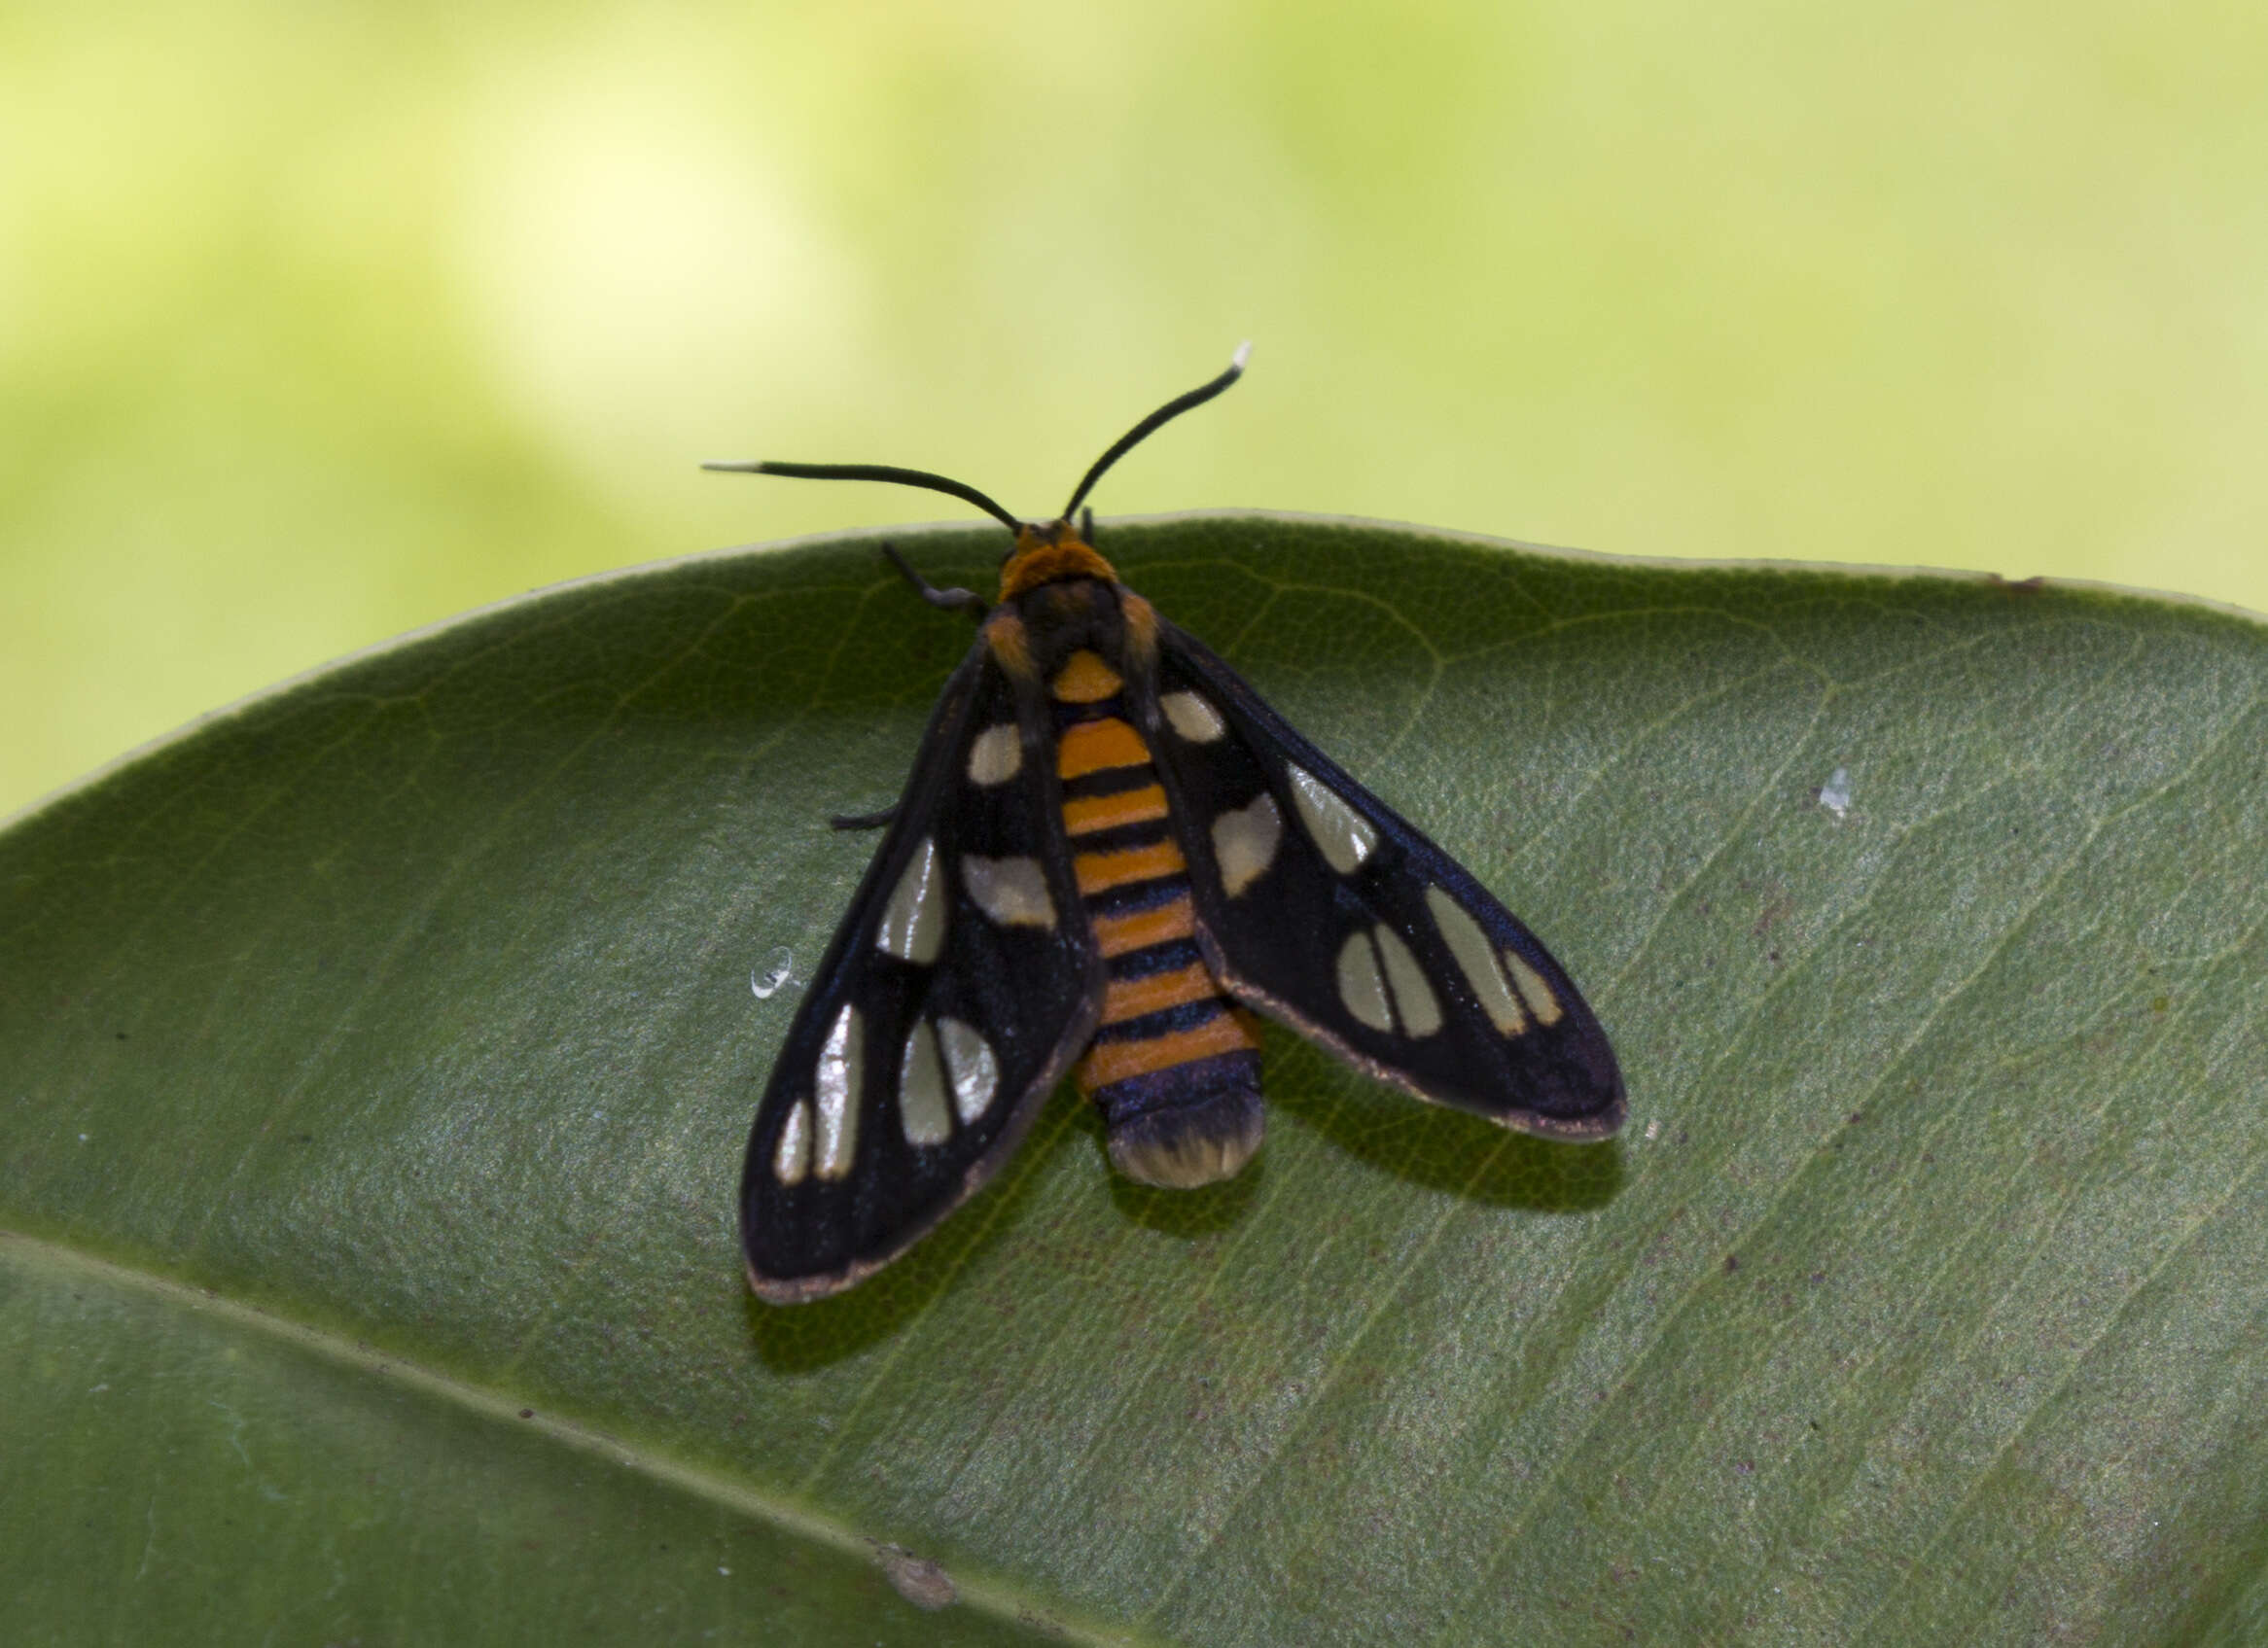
[710,348,1623,1302]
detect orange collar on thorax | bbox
[998,522,1117,601]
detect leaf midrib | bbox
[0,1226,1138,1648]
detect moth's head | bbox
[997,518,1116,601]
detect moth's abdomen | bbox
[1050,647,1262,1189]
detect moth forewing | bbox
[739,643,1103,1301]
[1139,618,1625,1140]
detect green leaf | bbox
[5,514,2266,1644]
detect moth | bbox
[711,348,1624,1302]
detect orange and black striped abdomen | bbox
[1049,645,1264,1187]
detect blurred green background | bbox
[6,0,2266,821]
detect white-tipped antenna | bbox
[699,459,1022,534]
[705,344,1257,534]
[1061,343,1254,519]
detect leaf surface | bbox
[5,514,2266,1644]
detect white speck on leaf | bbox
[751,947,795,999]
[1819,766,1852,820]
[876,1543,955,1610]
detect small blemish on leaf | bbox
[876,1543,955,1610]
[751,946,795,999]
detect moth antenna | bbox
[704,460,1022,536]
[1061,342,1250,520]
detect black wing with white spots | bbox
[1138,619,1623,1139]
[740,644,1102,1301]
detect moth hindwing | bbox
[723,348,1623,1301]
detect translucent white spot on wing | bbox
[962,854,1056,929]
[898,1021,952,1146]
[938,1016,999,1123]
[1335,930,1393,1032]
[876,836,946,963]
[1287,764,1377,873]
[1160,689,1226,743]
[1504,950,1564,1027]
[968,722,1022,786]
[773,1099,813,1184]
[1211,793,1283,896]
[750,946,795,999]
[814,1004,861,1178]
[1819,765,1852,820]
[1374,926,1441,1036]
[1426,888,1524,1034]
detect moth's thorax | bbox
[990,559,1160,688]
[998,519,1116,601]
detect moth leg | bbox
[832,544,980,830]
[882,543,987,618]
